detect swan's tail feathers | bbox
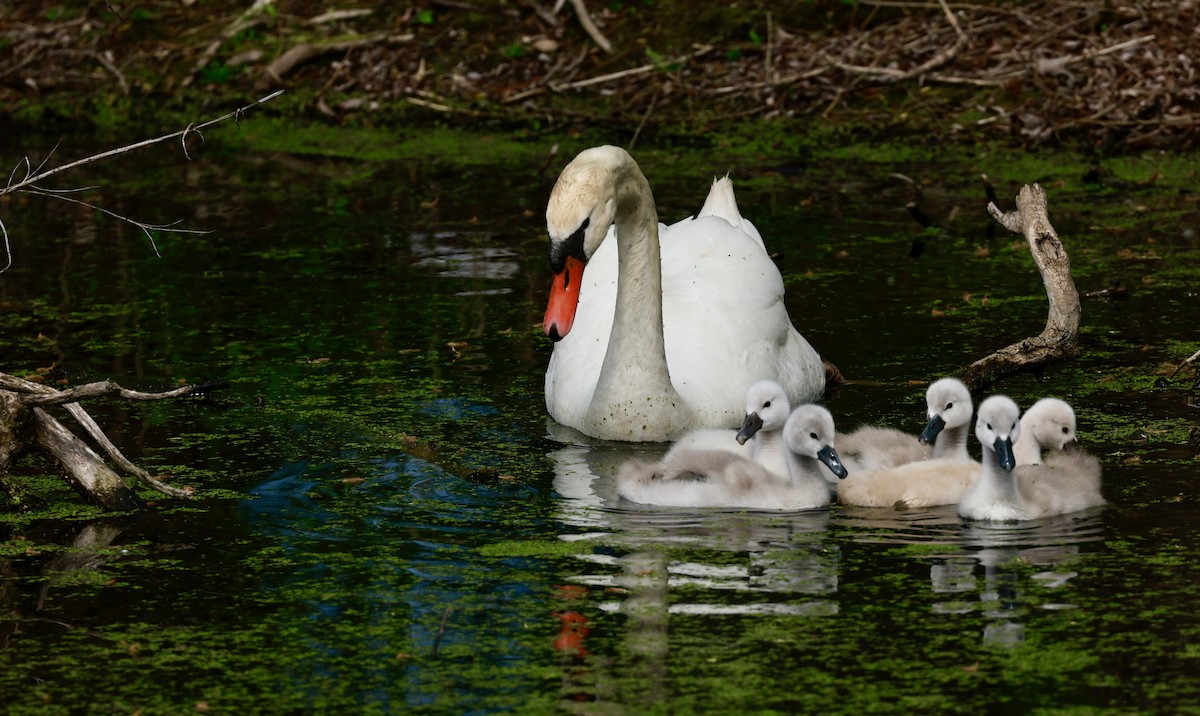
[698,176,740,224]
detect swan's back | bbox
[1013,450,1104,518]
[615,450,806,510]
[837,426,927,474]
[837,458,978,508]
[697,177,765,250]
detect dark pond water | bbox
[1,129,1199,714]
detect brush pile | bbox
[1,0,1196,149]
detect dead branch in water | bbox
[1,372,209,508]
[959,183,1080,391]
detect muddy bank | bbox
[1,1,1197,151]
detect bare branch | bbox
[961,184,1081,391]
[0,90,284,200]
[26,380,204,408]
[0,92,280,273]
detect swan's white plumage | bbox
[543,147,824,441]
[615,404,839,511]
[958,396,1104,521]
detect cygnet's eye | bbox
[946,402,954,410]
[986,423,993,431]
[809,432,818,440]
[1062,426,1070,434]
[763,401,771,409]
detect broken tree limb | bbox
[959,183,1081,391]
[1,372,206,505]
[33,408,144,511]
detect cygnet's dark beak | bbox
[1062,438,1081,453]
[736,412,763,445]
[993,436,1016,472]
[818,445,848,479]
[919,414,946,445]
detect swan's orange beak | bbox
[544,255,585,342]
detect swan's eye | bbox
[946,402,953,410]
[1062,426,1069,434]
[763,401,772,409]
[986,423,992,430]
[810,432,818,440]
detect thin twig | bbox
[0,90,284,199]
[431,605,454,659]
[567,0,612,54]
[0,90,283,273]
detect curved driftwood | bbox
[1,372,204,510]
[960,183,1081,391]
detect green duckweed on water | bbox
[2,125,1200,712]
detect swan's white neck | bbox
[933,424,970,461]
[584,163,691,440]
[787,453,826,487]
[961,447,1025,520]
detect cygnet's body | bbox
[838,378,974,475]
[615,404,846,510]
[958,396,1104,521]
[835,379,978,506]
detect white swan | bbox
[542,146,825,442]
[615,405,845,510]
[958,396,1104,521]
[838,377,974,474]
[1013,397,1078,466]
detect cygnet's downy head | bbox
[919,377,973,445]
[543,147,631,341]
[1021,398,1078,452]
[784,405,848,479]
[975,395,1021,472]
[735,380,791,445]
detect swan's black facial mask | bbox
[549,218,589,274]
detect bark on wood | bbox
[33,408,144,511]
[959,183,1081,391]
[1,372,204,509]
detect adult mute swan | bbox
[838,378,974,474]
[958,396,1104,522]
[615,405,844,510]
[542,146,825,442]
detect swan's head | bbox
[1020,397,1078,452]
[919,377,973,445]
[784,405,848,479]
[975,395,1021,473]
[543,147,631,341]
[735,380,791,445]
